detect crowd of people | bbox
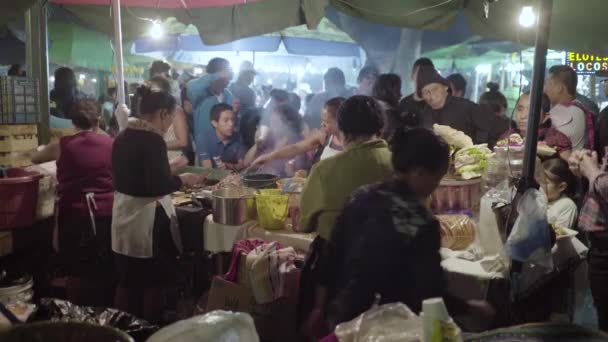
[31,55,608,337]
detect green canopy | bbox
[424,39,510,70]
[60,0,328,45]
[331,0,608,55]
[0,2,38,26]
[49,22,157,71]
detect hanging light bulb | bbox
[519,6,536,27]
[150,20,164,39]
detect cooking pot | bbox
[241,173,279,189]
[212,187,257,225]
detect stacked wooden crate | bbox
[0,125,37,167]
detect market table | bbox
[203,215,315,253]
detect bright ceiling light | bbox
[79,74,86,80]
[150,20,164,39]
[519,6,536,28]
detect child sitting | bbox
[542,158,578,229]
[199,103,246,170]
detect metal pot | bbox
[242,173,279,189]
[212,187,257,225]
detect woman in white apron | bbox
[111,80,203,323]
[248,97,346,170]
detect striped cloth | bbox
[579,149,608,232]
[247,242,298,304]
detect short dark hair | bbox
[479,82,507,114]
[324,97,345,119]
[70,99,101,130]
[357,65,379,83]
[149,60,171,79]
[412,58,434,73]
[210,103,234,122]
[324,67,346,87]
[206,57,230,74]
[390,127,449,174]
[8,64,24,77]
[337,95,384,138]
[288,93,301,112]
[373,73,402,107]
[270,89,289,104]
[137,82,176,116]
[149,75,172,93]
[446,73,467,95]
[54,67,77,90]
[549,65,578,96]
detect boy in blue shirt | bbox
[199,103,246,170]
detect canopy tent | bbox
[51,0,256,6]
[50,0,327,44]
[330,0,608,55]
[133,17,360,57]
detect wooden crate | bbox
[0,125,38,153]
[0,151,32,167]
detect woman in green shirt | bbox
[298,95,393,338]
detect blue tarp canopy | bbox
[133,34,360,57]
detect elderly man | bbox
[417,66,496,146]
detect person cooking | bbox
[417,66,496,146]
[298,96,393,340]
[32,99,114,307]
[111,81,204,323]
[244,103,308,177]
[250,97,345,168]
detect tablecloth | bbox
[203,215,316,254]
[203,215,256,253]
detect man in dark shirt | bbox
[447,73,467,98]
[417,66,495,146]
[199,103,247,170]
[229,61,257,113]
[399,58,434,123]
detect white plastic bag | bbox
[146,310,259,342]
[505,189,553,269]
[334,303,423,342]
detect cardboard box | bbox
[206,276,255,313]
[205,276,299,342]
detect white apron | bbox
[111,192,183,258]
[319,135,342,161]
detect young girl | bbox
[542,158,578,229]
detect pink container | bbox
[0,168,43,230]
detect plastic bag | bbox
[146,310,259,342]
[334,303,423,342]
[36,298,157,342]
[505,189,553,269]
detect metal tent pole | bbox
[26,0,50,144]
[519,0,553,191]
[112,0,126,106]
